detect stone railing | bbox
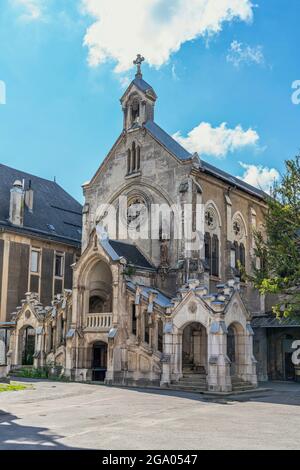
[86,313,112,330]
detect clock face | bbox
[126,196,148,229]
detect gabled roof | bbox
[100,238,155,270]
[144,120,267,200]
[145,121,192,161]
[201,160,267,200]
[120,77,157,102]
[126,280,172,308]
[0,164,82,246]
[133,77,156,95]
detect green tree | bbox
[250,156,300,318]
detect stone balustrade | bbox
[86,313,112,330]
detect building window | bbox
[205,232,219,277]
[49,325,55,351]
[239,243,246,268]
[204,204,220,277]
[204,232,211,269]
[131,304,137,336]
[126,142,141,175]
[127,149,131,174]
[131,98,140,123]
[55,252,64,277]
[30,249,40,273]
[211,234,219,277]
[157,319,163,353]
[231,214,247,279]
[144,311,149,344]
[59,317,65,345]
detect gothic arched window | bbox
[131,303,137,336]
[211,234,219,277]
[127,149,131,174]
[132,141,136,172]
[136,146,141,171]
[204,232,211,272]
[131,99,140,123]
[126,142,141,175]
[232,213,247,279]
[204,204,221,277]
[144,311,150,344]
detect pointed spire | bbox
[133,54,145,79]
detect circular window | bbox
[205,208,217,231]
[125,196,148,229]
[232,217,244,240]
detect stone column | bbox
[207,320,231,392]
[172,330,182,381]
[240,323,258,386]
[160,322,173,386]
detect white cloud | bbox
[173,121,259,158]
[81,0,254,72]
[238,162,280,193]
[226,40,264,68]
[13,0,44,21]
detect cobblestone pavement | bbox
[1,379,300,450]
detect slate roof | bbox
[0,164,82,246]
[133,77,155,95]
[120,77,157,103]
[126,280,172,308]
[145,121,192,161]
[109,240,154,270]
[144,120,267,200]
[252,315,300,328]
[201,160,267,199]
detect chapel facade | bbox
[8,57,300,390]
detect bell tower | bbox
[121,54,157,131]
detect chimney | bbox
[25,179,34,213]
[9,179,25,226]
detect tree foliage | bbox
[249,156,300,318]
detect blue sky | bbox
[0,0,299,202]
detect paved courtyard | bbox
[0,379,300,450]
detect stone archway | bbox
[91,341,108,382]
[182,322,207,374]
[227,322,245,378]
[20,326,36,366]
[87,261,113,314]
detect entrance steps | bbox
[9,366,33,377]
[169,367,208,392]
[169,369,255,393]
[231,376,255,391]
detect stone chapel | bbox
[8,56,300,390]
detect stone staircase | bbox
[168,362,255,393]
[231,376,255,392]
[169,364,208,392]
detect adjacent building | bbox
[0,164,81,370]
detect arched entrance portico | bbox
[182,322,207,374]
[21,326,36,366]
[227,322,245,378]
[92,341,107,382]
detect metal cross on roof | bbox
[133,54,145,78]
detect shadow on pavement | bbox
[0,410,77,450]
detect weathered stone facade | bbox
[7,64,300,390]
